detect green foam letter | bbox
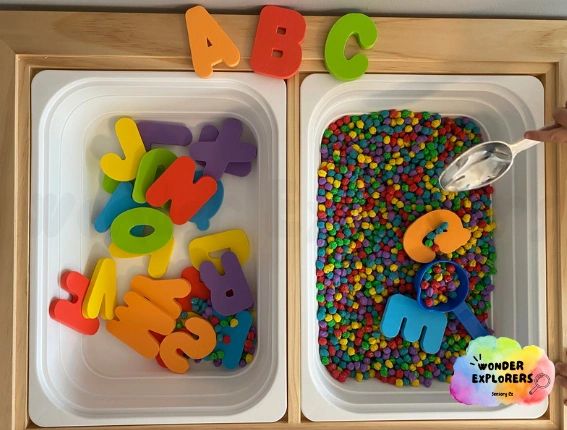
[110,207,173,254]
[324,13,378,81]
[132,148,177,203]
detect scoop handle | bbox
[509,138,541,157]
[452,302,489,339]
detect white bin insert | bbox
[300,74,546,421]
[30,71,287,427]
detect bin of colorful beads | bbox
[300,74,547,421]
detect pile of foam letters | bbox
[49,116,258,374]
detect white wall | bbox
[0,0,566,18]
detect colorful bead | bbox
[175,297,256,367]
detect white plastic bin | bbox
[29,71,287,426]
[300,74,547,421]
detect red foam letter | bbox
[146,156,217,225]
[250,5,306,79]
[49,271,100,335]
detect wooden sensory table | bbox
[0,10,566,430]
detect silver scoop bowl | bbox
[439,138,542,192]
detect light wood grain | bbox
[555,55,567,429]
[14,58,31,430]
[0,10,565,430]
[541,64,562,428]
[22,56,555,75]
[0,41,16,430]
[22,418,561,430]
[286,75,301,424]
[558,56,567,360]
[0,13,566,64]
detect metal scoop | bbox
[439,138,542,192]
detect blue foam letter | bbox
[380,294,447,354]
[94,182,144,233]
[190,171,224,231]
[214,310,252,369]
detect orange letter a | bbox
[185,5,240,78]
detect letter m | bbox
[380,294,447,354]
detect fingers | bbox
[553,107,567,127]
[524,126,567,144]
[556,375,567,390]
[524,124,559,140]
[557,362,567,405]
[557,361,567,376]
[523,102,567,142]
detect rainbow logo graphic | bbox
[450,336,555,406]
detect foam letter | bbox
[188,229,250,273]
[82,258,117,320]
[106,292,175,358]
[196,124,252,176]
[109,238,174,279]
[185,5,240,78]
[324,13,378,81]
[381,294,447,354]
[102,174,119,193]
[130,275,190,319]
[177,266,211,311]
[110,207,173,254]
[215,311,253,369]
[94,182,144,233]
[100,117,146,181]
[189,118,257,180]
[190,171,224,231]
[50,271,100,335]
[146,156,217,225]
[250,5,306,79]
[181,266,211,300]
[199,251,254,316]
[403,209,471,263]
[132,148,177,203]
[137,121,192,150]
[159,317,216,373]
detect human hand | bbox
[524,103,567,144]
[557,361,567,405]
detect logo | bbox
[529,373,551,395]
[450,336,555,406]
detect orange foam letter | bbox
[185,5,240,78]
[130,275,190,319]
[402,209,471,263]
[159,317,216,373]
[106,292,175,358]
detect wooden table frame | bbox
[0,10,566,430]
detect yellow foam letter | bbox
[109,238,174,279]
[100,117,146,181]
[188,229,250,273]
[82,258,117,320]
